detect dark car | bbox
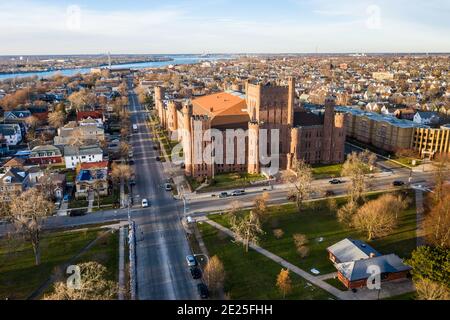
[156,156,161,161]
[190,267,202,280]
[153,146,159,150]
[329,179,343,184]
[197,283,209,299]
[325,190,336,197]
[393,180,405,187]
[69,209,87,217]
[219,192,229,198]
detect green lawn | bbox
[0,228,102,299]
[324,278,348,291]
[210,191,417,276]
[68,198,89,209]
[200,172,266,193]
[312,164,343,179]
[393,157,422,167]
[199,222,334,300]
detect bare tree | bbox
[424,185,450,248]
[432,154,449,204]
[352,193,406,240]
[293,233,310,258]
[230,211,265,253]
[341,151,375,204]
[48,111,65,128]
[283,159,313,212]
[415,278,449,300]
[43,262,118,300]
[276,269,292,299]
[203,255,225,295]
[253,192,270,222]
[2,188,54,265]
[337,200,358,227]
[92,180,104,209]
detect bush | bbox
[273,229,284,239]
[293,233,309,258]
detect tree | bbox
[2,188,54,265]
[204,256,225,294]
[253,192,270,222]
[43,262,118,300]
[48,111,65,128]
[92,180,104,209]
[283,159,313,212]
[406,246,450,287]
[276,269,292,299]
[230,211,264,253]
[415,278,449,300]
[424,185,450,248]
[352,193,406,240]
[337,200,358,227]
[25,115,40,131]
[341,151,375,204]
[119,141,131,160]
[293,233,309,258]
[432,154,449,204]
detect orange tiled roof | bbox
[192,92,248,118]
[79,161,109,170]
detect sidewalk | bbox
[415,189,425,247]
[87,191,94,213]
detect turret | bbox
[247,121,260,174]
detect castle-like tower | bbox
[245,78,295,171]
[321,95,346,164]
[154,86,166,125]
[247,121,260,174]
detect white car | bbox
[141,198,149,208]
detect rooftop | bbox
[192,92,248,118]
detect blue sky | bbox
[0,0,449,54]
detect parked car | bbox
[63,194,70,202]
[164,183,173,191]
[69,209,87,217]
[141,198,149,208]
[156,156,161,162]
[393,180,405,187]
[231,189,245,196]
[325,190,336,197]
[329,178,343,184]
[219,192,229,198]
[186,255,198,267]
[197,283,209,299]
[190,267,202,280]
[153,146,159,150]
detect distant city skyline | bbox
[0,0,449,55]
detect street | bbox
[127,80,197,300]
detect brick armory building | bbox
[155,78,346,179]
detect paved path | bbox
[415,189,426,247]
[87,191,94,213]
[118,227,127,300]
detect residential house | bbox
[37,173,66,200]
[64,144,104,169]
[2,157,26,171]
[0,168,30,201]
[4,110,32,123]
[29,145,63,166]
[0,136,9,156]
[54,121,105,146]
[413,111,441,126]
[0,123,22,145]
[75,166,108,199]
[327,238,411,289]
[27,166,44,186]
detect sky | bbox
[0,0,449,55]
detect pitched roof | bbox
[79,161,109,170]
[64,145,103,157]
[327,238,380,263]
[2,157,26,168]
[0,167,28,185]
[336,254,411,281]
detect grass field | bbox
[199,222,334,300]
[210,191,417,276]
[199,172,266,193]
[312,163,343,179]
[0,228,102,299]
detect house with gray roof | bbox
[63,145,104,169]
[327,238,412,289]
[0,123,22,145]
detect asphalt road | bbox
[127,80,198,300]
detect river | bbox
[0,55,230,81]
